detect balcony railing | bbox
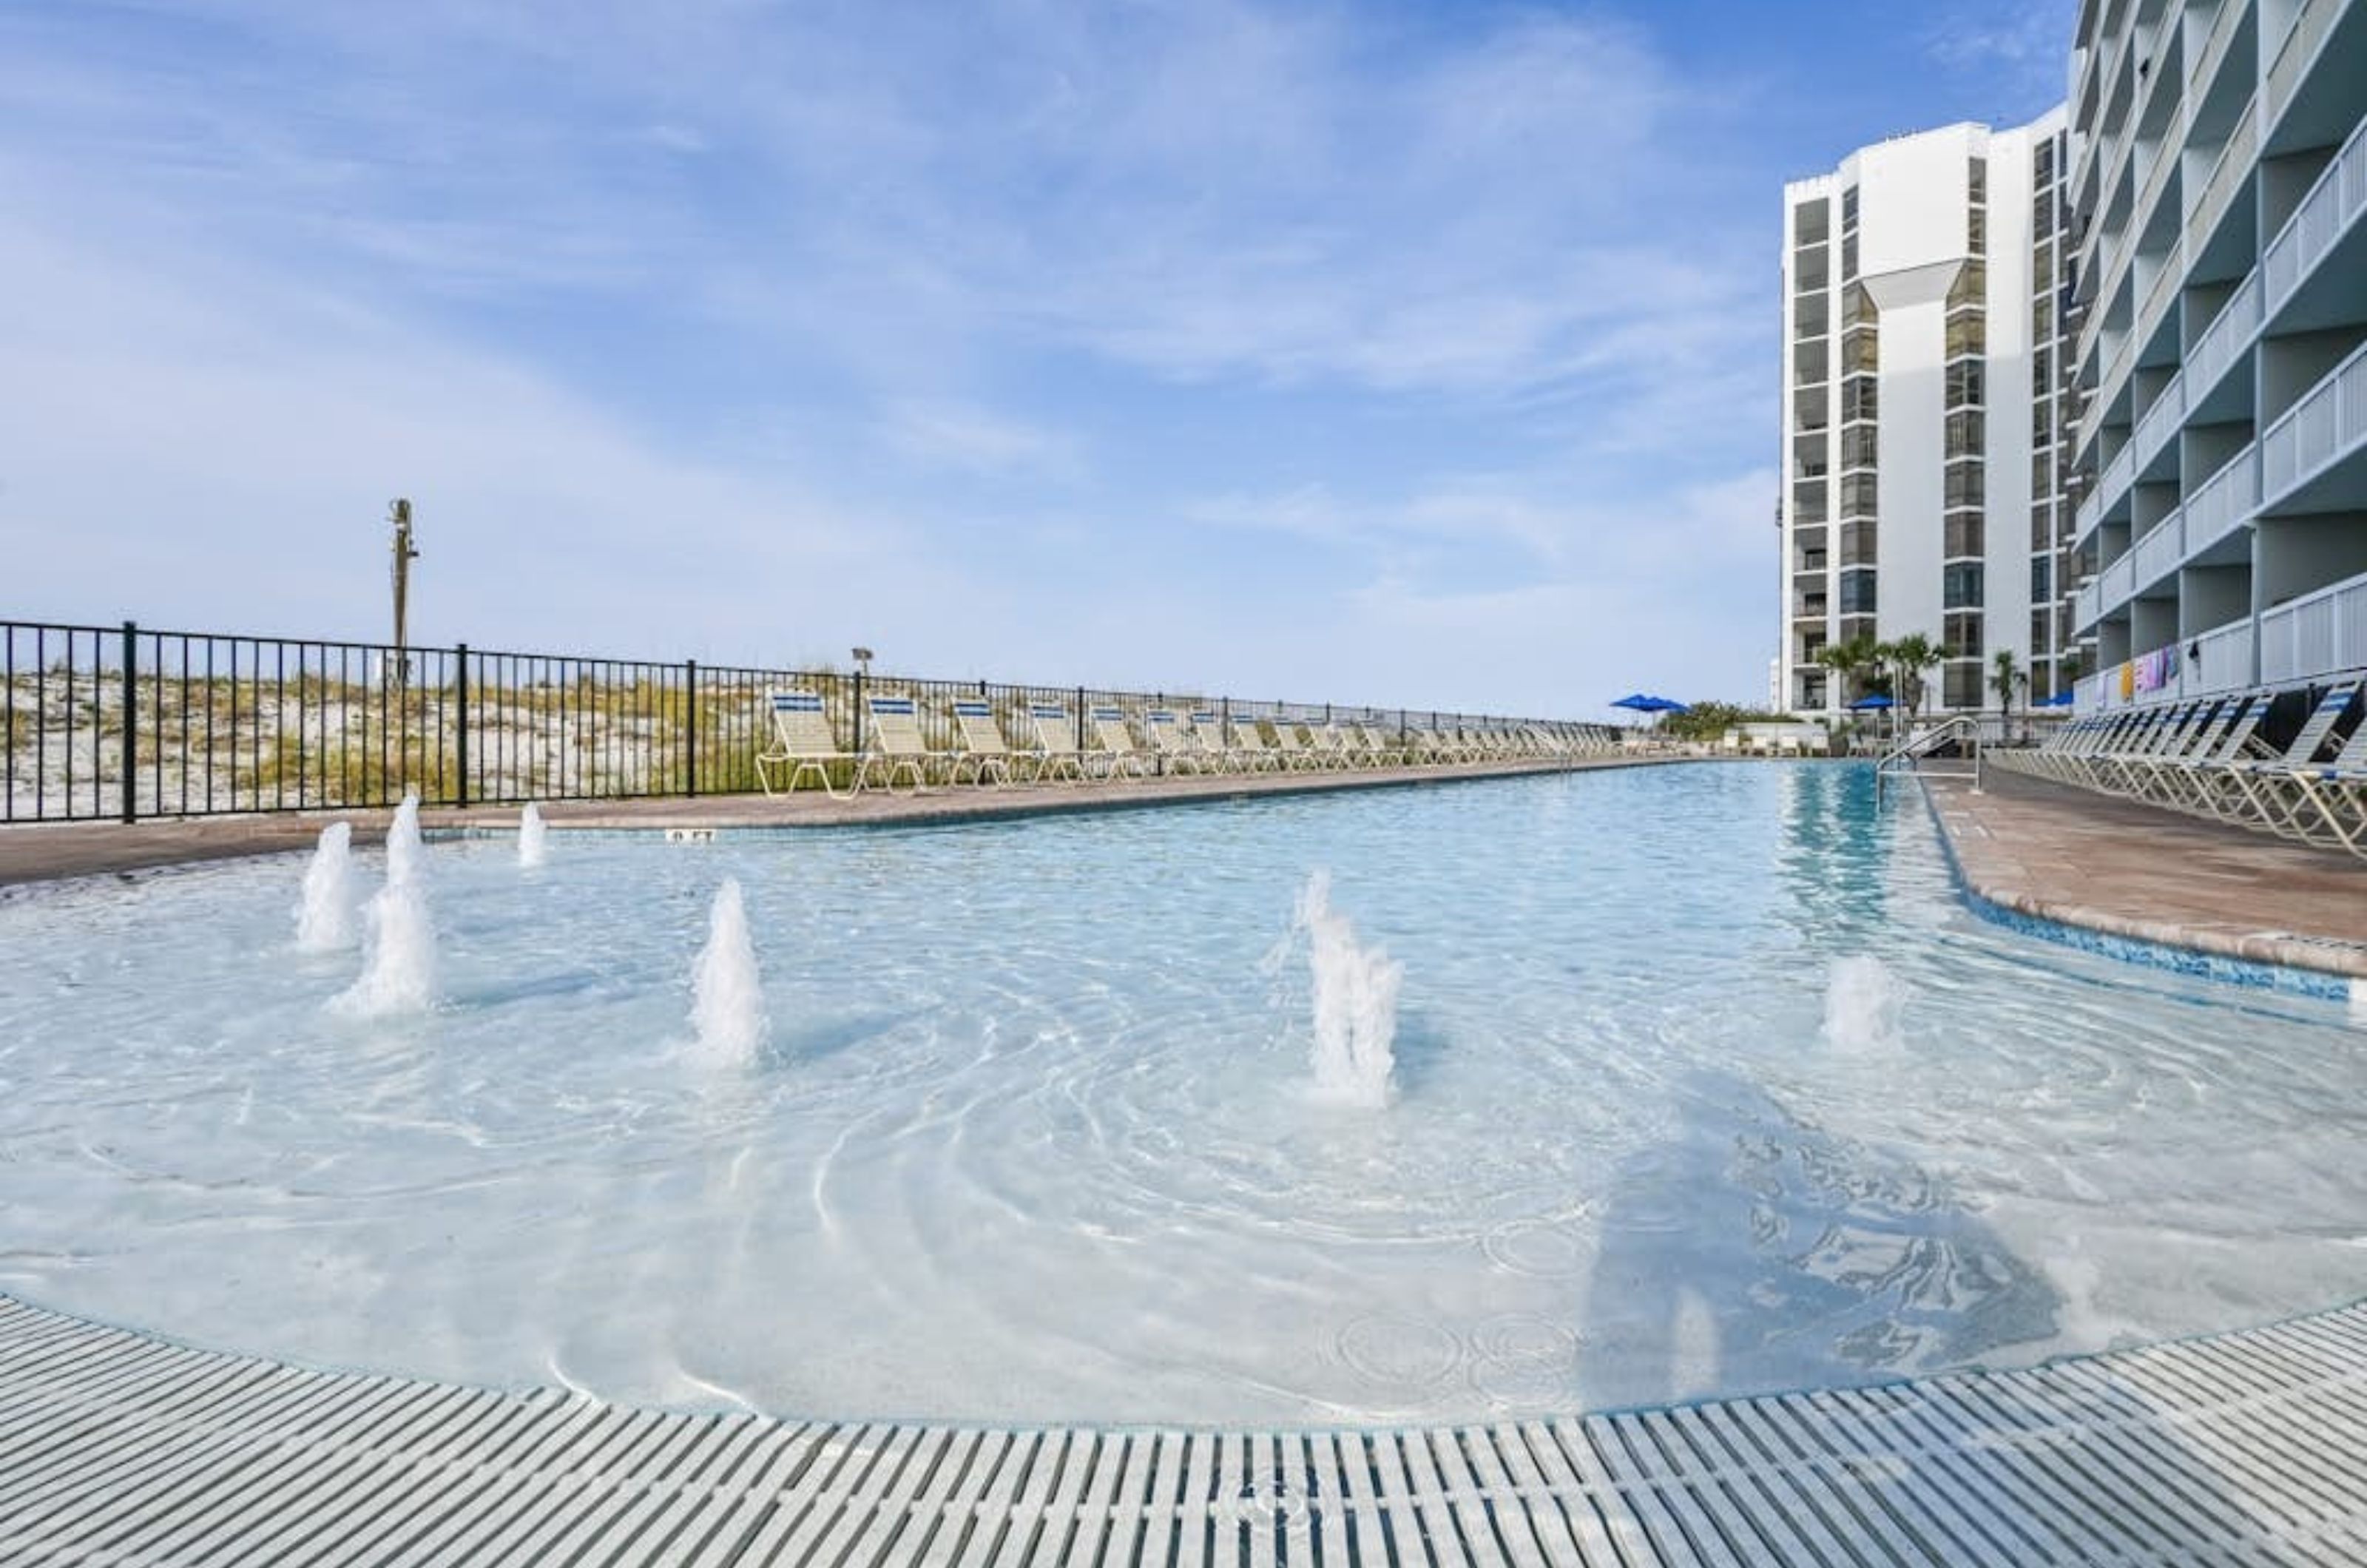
[2075,670,2105,712]
[2265,0,2345,128]
[2261,567,2367,686]
[2187,616,2259,696]
[2187,0,2246,101]
[2263,98,2367,314]
[2187,98,2258,253]
[2186,444,2262,552]
[2133,508,2187,589]
[2186,267,2260,399]
[2102,550,2137,609]
[2101,439,2136,507]
[2260,335,2367,502]
[2077,576,2104,631]
[2133,371,2186,470]
[2076,486,2104,545]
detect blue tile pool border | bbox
[1916,780,2358,1004]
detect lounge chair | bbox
[755,689,858,800]
[2208,683,2360,831]
[1267,720,1326,771]
[1020,703,1087,783]
[1228,715,1283,772]
[1142,709,1206,774]
[2278,709,2367,856]
[1088,705,1152,780]
[857,693,945,794]
[1181,710,1235,773]
[950,698,1015,786]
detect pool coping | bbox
[1918,774,2367,1001]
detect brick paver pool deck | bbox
[7,754,2367,1562]
[1926,763,2367,982]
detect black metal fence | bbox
[1,618,1613,823]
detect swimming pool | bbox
[1,763,2360,1427]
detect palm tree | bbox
[1888,633,1947,723]
[1990,648,2026,739]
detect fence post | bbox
[120,621,136,824]
[684,660,698,797]
[453,643,470,810]
[852,669,866,754]
[1075,687,1086,753]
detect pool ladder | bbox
[1874,714,1982,801]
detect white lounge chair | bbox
[950,698,1014,786]
[1228,714,1283,772]
[754,689,857,800]
[1142,709,1206,774]
[1020,703,1087,783]
[1087,705,1152,780]
[858,693,945,794]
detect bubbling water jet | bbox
[1296,870,1401,1108]
[519,802,549,868]
[294,821,357,951]
[1823,954,1905,1053]
[686,878,768,1069]
[331,796,436,1017]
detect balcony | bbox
[2133,371,2186,470]
[2076,576,2104,631]
[2260,335,2367,503]
[2187,0,2248,104]
[2261,567,2367,684]
[2133,508,2187,590]
[2186,268,2260,400]
[2187,445,2262,553]
[2102,550,2137,608]
[2075,485,2104,545]
[2187,99,2258,257]
[2263,101,2366,314]
[2186,615,2259,696]
[2265,0,2348,129]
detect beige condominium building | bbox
[2068,0,2367,711]
[1778,112,2080,717]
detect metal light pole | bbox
[388,499,419,687]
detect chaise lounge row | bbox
[1999,680,2367,859]
[754,691,1615,799]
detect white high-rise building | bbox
[2067,0,2367,712]
[1777,113,2079,717]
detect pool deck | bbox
[4,1287,2365,1565]
[0,755,1657,889]
[1924,765,2367,983]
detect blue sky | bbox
[0,0,2072,716]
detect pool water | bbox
[1,764,2362,1426]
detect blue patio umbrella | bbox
[1849,694,1896,711]
[1644,697,1691,714]
[1610,693,1656,712]
[2039,689,2075,707]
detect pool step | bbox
[2,1291,2364,1564]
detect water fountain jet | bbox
[519,802,549,868]
[294,821,357,951]
[331,796,436,1017]
[686,879,768,1069]
[1296,870,1400,1108]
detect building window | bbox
[2030,501,2053,550]
[1842,185,1860,227]
[1840,568,1878,615]
[2031,555,2053,601]
[1840,425,1879,471]
[1943,661,1984,707]
[1945,360,1985,409]
[1944,459,1985,508]
[1945,618,1984,661]
[1843,375,1879,422]
[1842,325,1878,373]
[2032,345,2053,391]
[1840,521,1877,565]
[1945,311,1986,356]
[1796,388,1829,431]
[1841,231,1857,281]
[1945,510,1985,556]
[2032,294,2054,337]
[2035,138,2055,187]
[1968,157,1988,205]
[2031,449,2054,494]
[1968,206,1987,257]
[1795,292,1830,336]
[1945,409,1985,458]
[1948,260,1987,307]
[1843,284,1877,327]
[1794,198,1831,246]
[1794,480,1829,523]
[1840,471,1880,517]
[1794,244,1830,292]
[1794,339,1830,385]
[1943,563,1985,609]
[2033,243,2054,291]
[1793,433,1829,479]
